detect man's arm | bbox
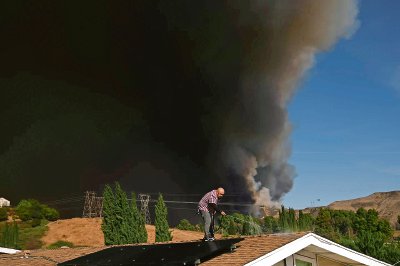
[208,203,226,215]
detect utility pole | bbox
[82,191,104,218]
[139,194,151,224]
[83,191,96,218]
[94,196,104,218]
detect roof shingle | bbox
[0,232,308,266]
[201,232,308,265]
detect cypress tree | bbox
[130,192,147,243]
[102,183,148,245]
[114,182,132,244]
[279,205,289,231]
[298,210,308,231]
[101,184,117,245]
[155,194,172,242]
[288,208,297,231]
[0,222,18,249]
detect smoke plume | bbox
[0,1,359,215]
[214,0,359,209]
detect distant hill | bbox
[295,191,400,228]
[327,191,400,227]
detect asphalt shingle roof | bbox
[201,232,307,265]
[0,232,307,266]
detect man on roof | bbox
[198,187,226,241]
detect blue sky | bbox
[283,0,400,209]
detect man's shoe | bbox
[205,237,215,241]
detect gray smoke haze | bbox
[217,0,359,210]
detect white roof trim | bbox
[244,233,391,266]
[0,247,20,254]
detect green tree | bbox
[130,192,147,243]
[101,184,118,245]
[155,194,172,242]
[312,207,398,264]
[355,230,386,258]
[332,210,354,237]
[315,208,338,241]
[114,182,132,244]
[0,208,7,221]
[298,211,314,231]
[102,183,148,245]
[263,216,278,233]
[278,205,291,232]
[377,241,400,264]
[15,199,43,221]
[42,206,59,221]
[288,208,297,231]
[0,222,19,249]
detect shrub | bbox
[42,206,59,221]
[15,199,43,221]
[219,214,241,235]
[47,240,74,249]
[17,220,48,249]
[15,199,60,222]
[31,218,42,227]
[177,219,196,231]
[377,241,400,264]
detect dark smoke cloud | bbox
[0,1,358,213]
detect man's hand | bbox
[221,211,226,216]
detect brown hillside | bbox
[328,190,400,227]
[41,218,208,247]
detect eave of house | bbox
[244,233,391,266]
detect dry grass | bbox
[41,217,208,248]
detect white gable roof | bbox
[244,233,391,266]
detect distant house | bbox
[0,232,391,265]
[0,247,20,255]
[0,198,10,208]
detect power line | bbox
[42,196,84,205]
[46,192,262,219]
[148,199,258,207]
[139,192,244,197]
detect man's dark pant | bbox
[200,210,214,239]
